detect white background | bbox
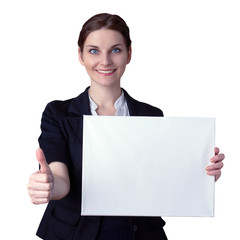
[0,0,239,239]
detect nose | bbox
[100,52,112,67]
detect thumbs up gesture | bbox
[28,148,54,204]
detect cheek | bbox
[115,55,129,68]
[83,58,98,69]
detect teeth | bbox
[97,70,114,74]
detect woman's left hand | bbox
[206,147,225,182]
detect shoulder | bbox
[123,89,164,117]
[44,99,74,117]
[40,99,75,126]
[42,87,91,118]
[133,99,164,116]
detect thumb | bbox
[36,148,50,173]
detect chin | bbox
[92,78,120,88]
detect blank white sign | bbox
[82,116,215,217]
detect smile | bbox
[96,69,116,75]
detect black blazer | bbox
[36,87,167,240]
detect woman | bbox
[28,13,225,240]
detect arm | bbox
[28,148,70,204]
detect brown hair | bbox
[78,13,132,52]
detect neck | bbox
[88,82,122,109]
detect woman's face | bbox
[78,29,131,88]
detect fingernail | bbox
[210,158,214,163]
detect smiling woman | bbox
[27,13,224,240]
[76,14,132,116]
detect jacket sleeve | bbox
[38,101,70,166]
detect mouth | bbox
[96,69,116,76]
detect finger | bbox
[206,162,224,171]
[29,172,52,183]
[211,153,225,163]
[31,197,50,205]
[36,148,50,174]
[207,170,221,182]
[28,189,51,199]
[28,181,53,191]
[214,147,220,155]
[207,169,221,177]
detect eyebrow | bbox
[85,44,123,49]
[85,45,99,49]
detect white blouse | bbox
[88,91,130,116]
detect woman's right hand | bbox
[27,148,54,204]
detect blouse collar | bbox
[88,91,126,112]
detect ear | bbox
[78,48,85,66]
[127,45,132,64]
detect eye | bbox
[89,49,99,54]
[112,48,121,53]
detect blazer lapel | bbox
[123,88,163,117]
[122,88,143,116]
[68,87,91,116]
[66,87,91,140]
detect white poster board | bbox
[82,116,215,217]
